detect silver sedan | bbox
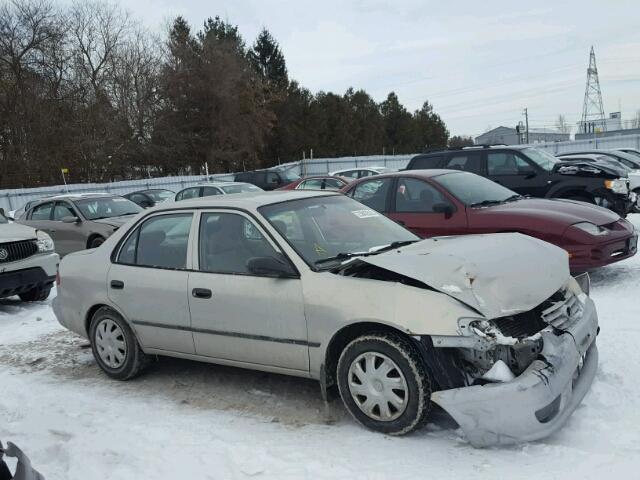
[53,191,598,446]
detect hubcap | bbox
[347,352,408,421]
[95,319,127,369]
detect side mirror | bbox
[62,216,81,224]
[247,256,296,278]
[433,203,454,219]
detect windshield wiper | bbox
[503,194,524,202]
[469,199,504,208]
[314,240,418,267]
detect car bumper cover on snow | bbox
[431,297,599,447]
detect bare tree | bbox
[556,114,571,134]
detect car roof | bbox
[36,193,116,201]
[557,153,604,159]
[355,169,462,179]
[156,190,338,211]
[416,145,529,156]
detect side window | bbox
[199,213,279,275]
[445,154,482,174]
[178,187,200,201]
[487,153,530,175]
[30,202,53,220]
[341,170,359,179]
[202,187,222,197]
[410,156,443,170]
[395,178,449,213]
[118,214,193,269]
[52,202,76,220]
[323,178,344,190]
[129,193,148,205]
[297,179,323,190]
[351,178,392,212]
[266,173,280,185]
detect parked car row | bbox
[2,147,636,447]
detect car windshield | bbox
[259,195,418,269]
[521,148,559,171]
[434,171,519,206]
[75,197,142,220]
[221,184,262,194]
[145,190,174,202]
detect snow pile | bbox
[2,219,640,479]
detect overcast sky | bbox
[122,0,640,137]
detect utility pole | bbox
[581,46,606,133]
[523,108,529,144]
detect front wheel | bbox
[89,236,105,249]
[89,307,148,380]
[18,286,51,302]
[337,332,432,435]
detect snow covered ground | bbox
[2,217,640,479]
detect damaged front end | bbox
[429,276,599,447]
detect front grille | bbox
[0,239,39,263]
[540,289,583,329]
[493,311,547,338]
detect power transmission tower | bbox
[580,46,606,133]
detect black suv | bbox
[405,145,634,216]
[234,167,300,190]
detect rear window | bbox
[409,156,443,170]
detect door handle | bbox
[110,280,124,290]
[192,288,212,299]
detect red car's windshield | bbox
[434,172,519,206]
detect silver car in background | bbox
[53,191,598,447]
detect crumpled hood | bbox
[0,221,38,242]
[361,233,569,319]
[554,158,626,177]
[91,215,134,228]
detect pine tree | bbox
[249,28,288,87]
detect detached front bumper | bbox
[431,297,599,447]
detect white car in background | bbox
[0,208,58,301]
[174,182,262,201]
[329,166,396,179]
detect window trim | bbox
[194,210,300,278]
[29,201,55,221]
[486,150,537,176]
[390,177,457,214]
[110,206,301,277]
[114,211,196,271]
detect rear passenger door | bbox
[486,151,547,196]
[23,202,57,239]
[443,152,484,175]
[387,177,467,237]
[108,212,195,354]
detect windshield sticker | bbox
[352,209,380,219]
[314,243,327,255]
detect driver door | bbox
[188,210,309,372]
[51,201,86,256]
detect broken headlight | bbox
[604,178,629,194]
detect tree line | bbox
[0,0,450,189]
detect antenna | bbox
[580,46,606,133]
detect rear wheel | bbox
[18,286,51,302]
[89,236,105,249]
[337,332,432,435]
[89,307,148,380]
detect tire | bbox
[89,236,105,249]
[89,306,148,380]
[337,332,432,435]
[18,286,51,302]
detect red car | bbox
[277,175,349,191]
[342,169,638,272]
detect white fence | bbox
[3,135,640,212]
